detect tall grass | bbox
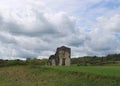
[50,66,120,77]
[0,65,120,86]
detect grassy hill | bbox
[0,65,120,86]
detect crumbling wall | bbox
[48,46,71,66]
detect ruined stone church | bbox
[47,46,71,66]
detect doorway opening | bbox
[62,58,66,66]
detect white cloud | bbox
[96,14,120,32]
[0,0,120,59]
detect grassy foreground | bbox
[0,65,120,86]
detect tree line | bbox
[0,58,47,67]
[0,53,120,67]
[71,54,120,66]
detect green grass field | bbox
[0,65,120,86]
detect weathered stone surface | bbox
[47,46,71,66]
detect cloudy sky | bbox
[0,0,120,59]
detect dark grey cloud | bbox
[0,12,77,59]
[0,33,17,44]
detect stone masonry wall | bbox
[48,46,71,66]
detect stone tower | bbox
[47,46,71,66]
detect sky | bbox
[0,0,120,60]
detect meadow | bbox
[0,65,120,86]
